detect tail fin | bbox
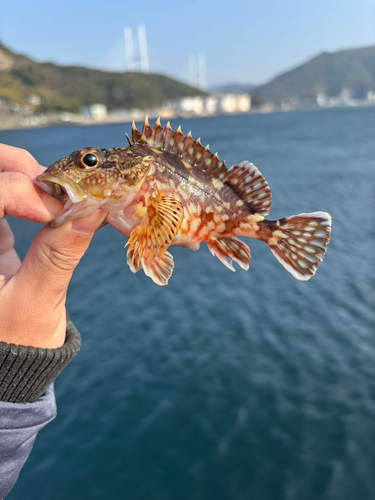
[267,212,331,280]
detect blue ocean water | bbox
[2,107,375,500]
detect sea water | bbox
[2,107,375,500]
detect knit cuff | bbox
[0,315,81,403]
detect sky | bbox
[0,0,374,88]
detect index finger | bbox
[0,171,63,222]
[0,143,45,178]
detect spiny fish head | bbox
[36,147,151,203]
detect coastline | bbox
[0,103,374,132]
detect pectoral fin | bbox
[127,249,143,273]
[126,195,183,269]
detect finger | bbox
[0,218,16,254]
[0,143,44,178]
[0,219,21,275]
[0,171,63,222]
[14,210,108,302]
[2,210,107,348]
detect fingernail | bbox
[72,211,107,235]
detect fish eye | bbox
[82,153,99,167]
[74,148,104,169]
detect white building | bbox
[205,95,218,114]
[236,94,251,112]
[367,91,375,104]
[179,96,205,115]
[82,104,108,120]
[218,94,251,113]
[165,93,251,117]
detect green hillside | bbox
[253,46,375,106]
[0,41,205,112]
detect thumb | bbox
[13,210,107,303]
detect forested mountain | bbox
[252,46,375,106]
[0,41,205,112]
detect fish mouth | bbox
[36,173,87,203]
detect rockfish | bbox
[36,118,331,286]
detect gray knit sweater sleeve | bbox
[0,315,81,403]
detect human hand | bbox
[0,144,107,349]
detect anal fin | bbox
[207,237,251,272]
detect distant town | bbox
[1,88,374,131]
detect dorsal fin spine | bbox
[222,162,272,215]
[131,117,228,179]
[140,115,152,144]
[151,119,163,147]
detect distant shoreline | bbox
[0,104,374,133]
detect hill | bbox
[252,46,375,106]
[0,41,205,113]
[209,83,256,94]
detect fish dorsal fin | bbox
[131,119,271,215]
[131,117,227,179]
[219,161,272,216]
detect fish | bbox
[36,117,331,286]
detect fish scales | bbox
[36,117,331,286]
[125,145,257,244]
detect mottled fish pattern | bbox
[37,117,331,285]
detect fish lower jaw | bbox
[50,197,106,227]
[36,174,87,203]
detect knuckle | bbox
[40,245,80,273]
[16,147,36,164]
[3,171,27,188]
[4,171,19,183]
